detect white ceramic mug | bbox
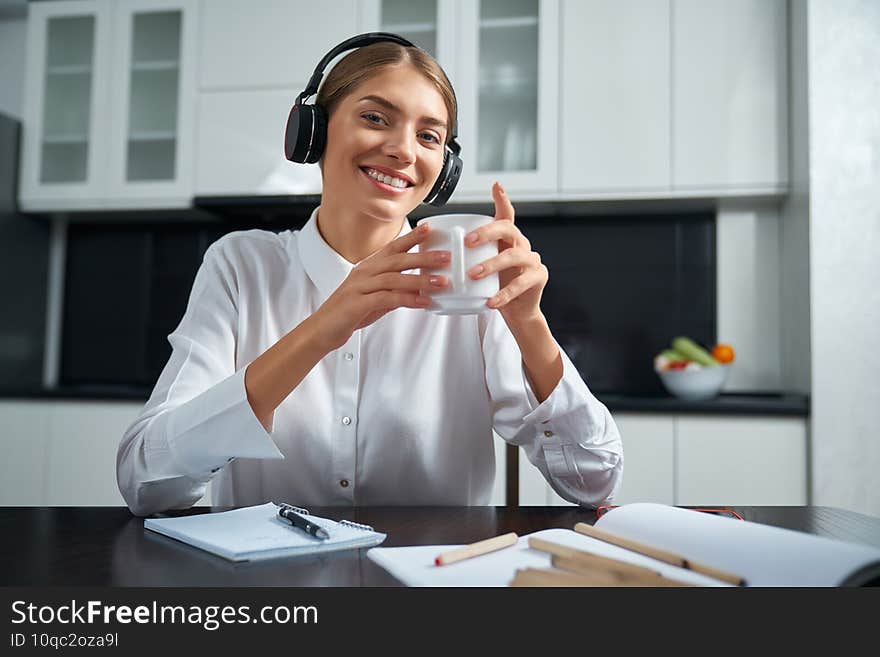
[416,214,499,315]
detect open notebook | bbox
[367,503,880,587]
[144,503,386,562]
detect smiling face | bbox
[320,64,449,223]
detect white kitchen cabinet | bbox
[521,412,807,507]
[491,430,506,505]
[676,415,807,505]
[0,400,212,507]
[195,89,322,196]
[559,0,671,195]
[453,0,559,200]
[0,401,51,505]
[44,401,141,505]
[195,1,362,197]
[519,441,551,506]
[105,0,198,207]
[19,0,112,211]
[672,0,788,191]
[19,0,199,212]
[611,413,675,504]
[199,0,361,90]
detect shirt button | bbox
[342,416,352,426]
[544,430,554,438]
[344,352,354,361]
[340,479,350,488]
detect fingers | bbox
[386,222,431,255]
[467,247,540,280]
[359,271,449,294]
[368,290,433,311]
[487,264,549,309]
[492,181,515,223]
[361,249,451,275]
[465,221,530,251]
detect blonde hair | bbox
[316,41,457,146]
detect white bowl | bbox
[657,364,731,401]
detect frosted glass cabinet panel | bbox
[106,0,197,207]
[381,0,438,57]
[20,0,112,209]
[477,0,539,173]
[365,0,456,92]
[40,16,95,183]
[454,0,558,199]
[126,10,181,181]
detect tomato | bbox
[712,344,735,364]
[667,361,689,370]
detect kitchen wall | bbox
[801,0,880,517]
[717,201,782,392]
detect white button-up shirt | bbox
[117,208,623,515]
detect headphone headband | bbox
[300,32,415,101]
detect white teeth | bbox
[364,168,409,189]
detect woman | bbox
[117,38,623,516]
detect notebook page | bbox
[366,528,726,587]
[144,503,385,561]
[595,503,880,586]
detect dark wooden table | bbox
[3,506,880,586]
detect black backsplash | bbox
[60,212,715,394]
[61,223,228,387]
[517,213,715,394]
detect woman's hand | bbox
[465,182,549,328]
[312,224,450,351]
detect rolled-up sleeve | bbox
[480,312,624,507]
[116,239,283,516]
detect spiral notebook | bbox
[144,503,386,562]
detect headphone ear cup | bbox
[306,104,328,164]
[284,104,310,163]
[424,148,462,207]
[284,103,328,164]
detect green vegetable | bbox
[661,349,689,362]
[671,336,719,366]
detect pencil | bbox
[434,532,519,566]
[528,536,693,586]
[573,522,746,586]
[509,567,600,587]
[551,556,694,587]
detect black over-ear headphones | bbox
[284,32,462,207]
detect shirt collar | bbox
[296,206,414,301]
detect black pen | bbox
[277,505,329,540]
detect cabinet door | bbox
[676,416,807,505]
[44,401,143,506]
[0,401,51,505]
[195,89,323,196]
[19,0,112,211]
[368,0,458,83]
[453,0,559,200]
[491,430,507,506]
[199,0,360,90]
[611,413,675,504]
[105,0,198,208]
[560,0,670,195]
[672,0,788,190]
[518,445,549,506]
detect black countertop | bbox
[0,385,809,416]
[596,391,809,416]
